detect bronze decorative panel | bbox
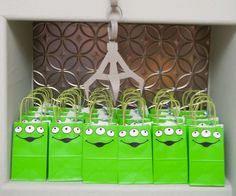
[33,22,210,105]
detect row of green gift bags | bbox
[11,96,48,181]
[118,93,153,184]
[82,89,118,183]
[48,88,83,181]
[152,98,188,184]
[188,99,224,186]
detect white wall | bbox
[209,26,236,196]
[0,0,236,24]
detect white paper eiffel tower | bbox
[83,41,144,103]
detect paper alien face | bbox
[154,127,184,146]
[83,125,117,159]
[191,129,221,148]
[118,125,152,158]
[14,124,45,143]
[84,127,115,148]
[51,125,81,144]
[119,128,149,148]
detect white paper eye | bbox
[62,126,72,134]
[15,126,22,133]
[73,127,81,134]
[22,120,28,123]
[25,125,35,133]
[52,127,59,133]
[176,129,183,136]
[57,120,62,123]
[164,128,174,135]
[85,128,93,135]
[141,130,149,137]
[201,130,211,138]
[198,123,206,127]
[96,127,105,135]
[192,131,200,138]
[119,130,126,137]
[129,129,139,137]
[107,130,115,137]
[37,127,44,133]
[32,119,40,123]
[155,130,163,137]
[213,132,221,139]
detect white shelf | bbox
[0,180,232,196]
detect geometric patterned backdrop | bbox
[33,22,210,105]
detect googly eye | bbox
[176,129,183,136]
[192,131,200,138]
[37,127,44,133]
[15,126,22,133]
[164,128,174,135]
[107,130,114,137]
[73,127,81,134]
[85,128,93,135]
[201,130,211,138]
[155,130,163,137]
[198,123,206,127]
[96,127,105,135]
[22,120,28,123]
[129,129,139,137]
[57,120,62,123]
[62,126,72,134]
[119,130,126,137]
[25,125,35,133]
[213,132,221,139]
[141,130,148,137]
[52,127,59,133]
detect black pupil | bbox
[29,127,31,129]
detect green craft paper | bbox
[188,125,225,186]
[48,123,83,181]
[82,124,118,183]
[152,124,188,184]
[118,125,153,184]
[11,122,48,181]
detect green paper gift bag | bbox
[11,97,48,181]
[118,96,153,184]
[83,124,118,183]
[82,94,118,183]
[48,122,83,181]
[152,99,188,184]
[48,92,84,181]
[188,100,225,186]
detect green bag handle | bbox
[32,87,53,103]
[182,89,206,110]
[59,91,82,113]
[62,87,85,105]
[122,96,146,125]
[20,96,43,122]
[53,96,78,122]
[192,100,217,125]
[30,91,49,112]
[189,94,212,111]
[121,88,141,103]
[150,89,174,110]
[154,98,180,123]
[88,98,113,123]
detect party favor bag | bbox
[48,94,83,181]
[11,97,48,181]
[152,99,188,184]
[188,100,224,186]
[118,96,153,184]
[82,96,118,183]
